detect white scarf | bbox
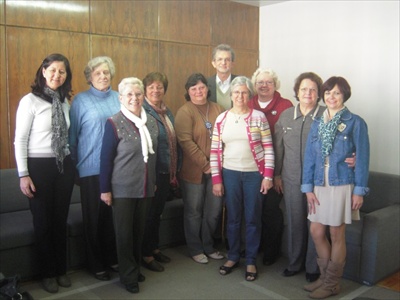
[120,104,155,162]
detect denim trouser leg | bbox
[223,168,263,265]
[182,176,222,257]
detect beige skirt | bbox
[308,164,360,226]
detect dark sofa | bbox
[344,171,400,285]
[0,168,185,280]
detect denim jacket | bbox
[301,108,370,196]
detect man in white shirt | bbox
[207,44,237,110]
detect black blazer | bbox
[207,74,237,103]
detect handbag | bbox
[0,274,33,300]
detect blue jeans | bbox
[181,174,223,257]
[223,168,263,265]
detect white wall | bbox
[260,1,399,175]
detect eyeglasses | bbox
[300,88,317,94]
[232,91,249,97]
[256,81,274,86]
[122,92,143,99]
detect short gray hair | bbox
[212,44,235,62]
[84,56,116,84]
[230,76,255,98]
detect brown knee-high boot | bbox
[309,260,345,299]
[304,258,329,292]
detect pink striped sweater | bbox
[210,108,275,185]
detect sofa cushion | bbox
[362,171,400,213]
[0,169,29,213]
[67,203,84,237]
[70,184,81,204]
[345,213,364,246]
[0,211,34,250]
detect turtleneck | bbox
[89,85,112,98]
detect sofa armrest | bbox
[359,204,400,285]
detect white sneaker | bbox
[192,254,208,264]
[207,251,225,260]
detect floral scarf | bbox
[44,86,68,173]
[318,106,348,158]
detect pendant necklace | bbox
[234,113,241,123]
[195,102,212,139]
[232,109,248,124]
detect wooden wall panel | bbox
[0,25,9,168]
[1,0,259,169]
[0,0,4,25]
[211,1,259,51]
[7,27,89,168]
[6,0,89,32]
[233,49,259,78]
[90,0,158,39]
[91,35,159,92]
[159,42,209,115]
[159,1,211,45]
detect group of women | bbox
[14,53,369,299]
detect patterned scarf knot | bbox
[318,107,348,158]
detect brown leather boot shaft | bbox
[309,260,345,299]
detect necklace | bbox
[194,102,212,139]
[231,109,248,124]
[233,113,241,123]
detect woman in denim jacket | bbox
[301,76,370,299]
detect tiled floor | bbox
[20,245,400,300]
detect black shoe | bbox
[138,273,146,282]
[245,271,258,281]
[263,256,277,266]
[282,268,300,277]
[219,261,239,275]
[142,259,165,272]
[153,251,171,263]
[126,283,139,294]
[42,277,58,293]
[94,271,111,281]
[56,275,71,287]
[305,272,320,282]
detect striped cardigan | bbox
[210,108,275,185]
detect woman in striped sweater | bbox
[210,76,274,281]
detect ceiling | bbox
[231,0,288,7]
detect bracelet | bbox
[264,177,273,181]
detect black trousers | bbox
[142,173,170,257]
[113,197,151,286]
[80,176,118,273]
[261,188,284,261]
[28,156,74,278]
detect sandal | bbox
[245,271,258,281]
[219,261,239,275]
[245,265,258,281]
